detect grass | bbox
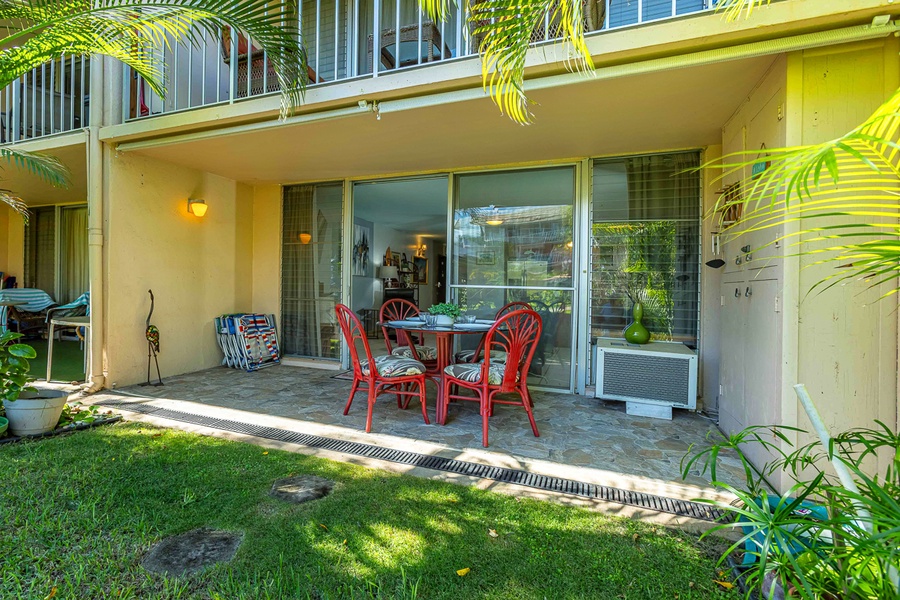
[0,423,737,599]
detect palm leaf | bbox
[0,189,30,220]
[0,1,307,118]
[0,148,71,188]
[701,86,900,298]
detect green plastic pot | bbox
[0,416,8,436]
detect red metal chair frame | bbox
[458,301,533,364]
[440,309,542,447]
[335,304,428,432]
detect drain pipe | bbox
[84,56,106,393]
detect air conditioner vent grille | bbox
[601,353,690,406]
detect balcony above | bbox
[119,0,710,125]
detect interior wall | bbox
[794,40,899,469]
[104,152,254,387]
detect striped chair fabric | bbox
[0,288,56,334]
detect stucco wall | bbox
[1,204,25,281]
[250,184,282,326]
[793,40,899,456]
[103,152,254,387]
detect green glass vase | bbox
[623,301,651,344]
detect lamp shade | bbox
[187,198,208,217]
[299,233,312,244]
[379,266,398,280]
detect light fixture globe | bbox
[485,205,503,226]
[187,198,208,217]
[299,233,312,244]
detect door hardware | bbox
[745,287,752,298]
[735,288,740,298]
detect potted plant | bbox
[681,387,900,599]
[1,330,70,436]
[427,303,461,327]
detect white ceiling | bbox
[126,55,777,185]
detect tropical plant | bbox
[681,394,900,600]
[0,330,37,406]
[705,85,900,300]
[0,0,306,218]
[417,0,766,123]
[427,302,461,317]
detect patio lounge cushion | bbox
[0,288,56,334]
[361,355,426,377]
[454,349,508,364]
[444,362,518,386]
[392,345,437,360]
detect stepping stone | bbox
[269,475,334,504]
[142,528,242,576]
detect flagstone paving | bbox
[94,365,747,491]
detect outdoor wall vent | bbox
[594,339,697,420]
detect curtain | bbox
[282,185,316,356]
[60,206,88,304]
[23,206,56,294]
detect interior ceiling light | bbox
[485,205,503,226]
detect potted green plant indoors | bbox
[428,303,461,326]
[1,330,70,436]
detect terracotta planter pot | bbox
[3,389,70,436]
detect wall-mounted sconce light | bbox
[485,205,503,226]
[187,198,208,217]
[299,233,312,244]
[566,241,573,248]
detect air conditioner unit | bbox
[594,339,697,420]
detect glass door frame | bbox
[447,162,585,394]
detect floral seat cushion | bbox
[454,348,508,364]
[391,345,437,360]
[361,355,426,377]
[444,362,518,386]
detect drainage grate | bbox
[96,399,724,522]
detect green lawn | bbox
[26,338,87,383]
[0,423,736,599]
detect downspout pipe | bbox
[84,56,105,393]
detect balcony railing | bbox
[121,0,709,123]
[1,55,90,144]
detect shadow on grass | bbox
[0,423,735,600]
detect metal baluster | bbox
[373,0,380,76]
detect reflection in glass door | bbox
[282,183,344,359]
[452,167,576,390]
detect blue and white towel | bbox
[0,288,56,334]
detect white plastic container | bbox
[3,389,70,436]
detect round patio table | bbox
[383,319,495,423]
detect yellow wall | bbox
[794,40,899,457]
[103,152,254,387]
[251,184,282,328]
[0,204,25,282]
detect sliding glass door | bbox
[24,204,88,304]
[451,166,576,390]
[282,183,344,359]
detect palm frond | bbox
[0,1,306,118]
[0,147,71,188]
[0,189,30,221]
[713,0,771,22]
[701,86,900,299]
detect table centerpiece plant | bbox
[427,303,461,326]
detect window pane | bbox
[455,287,573,390]
[454,167,575,289]
[590,152,701,348]
[282,183,344,359]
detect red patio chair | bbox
[335,304,429,432]
[441,309,542,447]
[380,298,437,362]
[454,301,533,364]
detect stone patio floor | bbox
[89,364,748,502]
